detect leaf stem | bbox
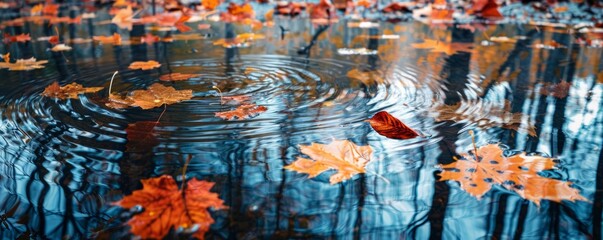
[156,104,167,124]
[108,71,118,98]
[469,130,479,161]
[212,86,223,105]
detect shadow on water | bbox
[0,4,602,240]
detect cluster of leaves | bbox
[439,144,587,206]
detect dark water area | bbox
[1,4,602,240]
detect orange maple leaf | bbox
[285,140,373,184]
[3,33,31,43]
[41,81,103,100]
[0,57,48,71]
[128,60,161,70]
[215,104,267,120]
[412,39,473,55]
[159,73,200,81]
[115,175,226,240]
[93,33,122,45]
[439,144,588,206]
[202,0,221,10]
[107,83,193,110]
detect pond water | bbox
[0,4,602,240]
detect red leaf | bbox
[368,111,419,139]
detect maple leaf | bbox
[439,144,588,206]
[368,111,420,140]
[3,33,31,43]
[126,121,159,153]
[468,0,502,18]
[128,83,193,110]
[221,95,250,105]
[115,175,226,240]
[202,0,221,10]
[93,33,122,45]
[128,61,161,70]
[41,81,103,100]
[412,39,473,55]
[1,53,9,63]
[220,2,255,22]
[111,6,134,30]
[159,73,200,81]
[309,0,335,20]
[174,15,192,33]
[285,140,373,184]
[215,104,267,120]
[0,57,48,71]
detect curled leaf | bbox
[368,111,420,140]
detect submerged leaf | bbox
[215,104,267,120]
[126,121,160,153]
[42,82,103,100]
[115,175,226,239]
[439,144,588,206]
[369,111,420,140]
[285,140,373,184]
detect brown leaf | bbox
[106,83,193,110]
[368,111,420,140]
[159,73,199,81]
[41,82,103,100]
[439,144,588,206]
[115,175,226,239]
[128,60,161,70]
[284,140,373,184]
[215,104,267,120]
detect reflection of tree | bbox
[427,26,473,240]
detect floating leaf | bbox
[0,57,48,71]
[41,82,103,100]
[128,60,161,70]
[221,95,250,105]
[108,83,193,110]
[93,33,122,45]
[3,33,31,43]
[159,73,199,81]
[50,44,72,52]
[285,140,373,184]
[115,175,226,239]
[202,0,221,10]
[439,144,588,206]
[368,111,420,140]
[468,0,502,18]
[215,104,267,120]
